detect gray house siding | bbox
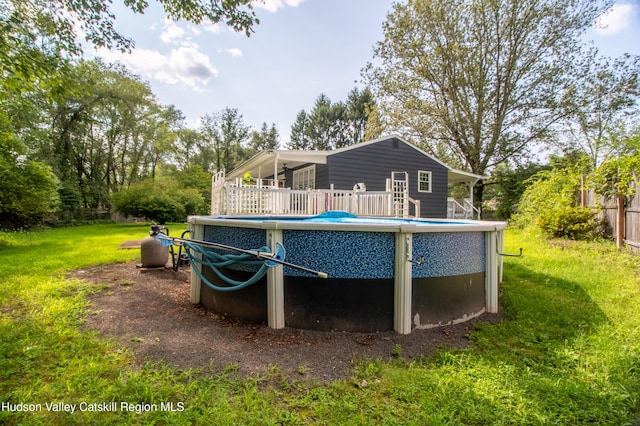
[315,164,329,188]
[277,137,450,218]
[326,137,448,218]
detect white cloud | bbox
[160,20,186,44]
[595,3,635,35]
[223,48,243,58]
[97,46,218,91]
[253,0,305,13]
[159,20,202,47]
[202,22,223,34]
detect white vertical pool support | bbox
[394,233,413,334]
[497,229,505,283]
[266,229,285,329]
[189,220,204,304]
[485,230,499,314]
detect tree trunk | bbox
[473,180,484,219]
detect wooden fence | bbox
[585,182,640,252]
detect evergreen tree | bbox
[288,110,312,150]
[251,122,280,151]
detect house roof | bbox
[227,149,328,181]
[226,135,483,184]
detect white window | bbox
[293,165,316,190]
[418,170,432,193]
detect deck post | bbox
[266,228,285,329]
[394,232,413,334]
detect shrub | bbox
[175,187,209,216]
[112,179,207,224]
[512,160,601,239]
[485,163,549,220]
[536,206,600,240]
[511,167,581,230]
[0,157,59,229]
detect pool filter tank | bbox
[140,224,169,268]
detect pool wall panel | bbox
[200,267,268,323]
[411,272,486,328]
[284,278,394,332]
[411,232,485,278]
[282,230,395,279]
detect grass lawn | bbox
[1,223,639,425]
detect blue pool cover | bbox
[222,211,467,225]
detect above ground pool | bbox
[187,212,507,334]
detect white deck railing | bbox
[213,185,404,217]
[214,184,484,219]
[214,184,483,219]
[447,198,479,219]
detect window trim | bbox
[418,170,432,193]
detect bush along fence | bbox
[585,182,640,252]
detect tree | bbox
[485,162,549,220]
[1,0,258,58]
[167,163,213,205]
[364,0,612,205]
[1,0,259,224]
[251,122,280,151]
[289,89,376,150]
[558,51,640,169]
[288,110,312,150]
[0,135,59,228]
[199,108,250,172]
[362,102,385,141]
[5,58,187,222]
[42,60,169,210]
[306,94,342,150]
[0,0,71,96]
[344,87,376,145]
[172,128,203,169]
[218,107,250,171]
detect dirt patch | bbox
[74,261,500,381]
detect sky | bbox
[88,0,640,143]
